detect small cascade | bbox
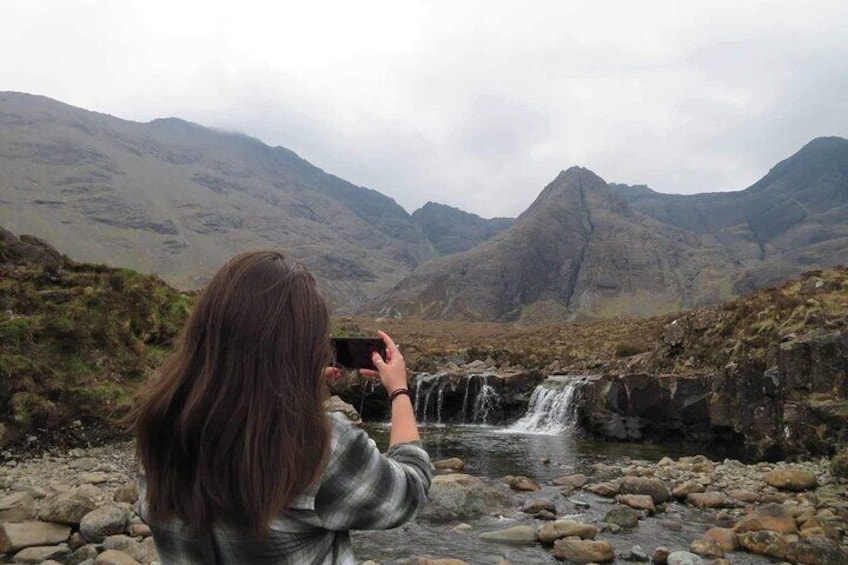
[412,373,444,424]
[411,372,501,425]
[470,377,498,425]
[358,379,377,416]
[508,377,581,434]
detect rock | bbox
[126,536,158,563]
[323,396,361,425]
[419,560,469,565]
[80,504,128,543]
[785,536,847,565]
[506,475,540,491]
[685,492,728,508]
[113,483,138,504]
[727,489,759,503]
[452,523,473,533]
[553,538,615,562]
[585,482,618,497]
[537,520,597,544]
[666,551,704,565]
[566,497,591,509]
[71,544,100,563]
[604,505,639,529]
[628,545,649,562]
[94,550,141,565]
[800,516,839,540]
[764,468,818,491]
[552,473,587,488]
[0,491,36,521]
[619,477,670,504]
[38,489,98,524]
[478,525,537,543]
[652,546,671,564]
[671,481,705,499]
[733,503,798,533]
[521,499,556,515]
[704,527,738,552]
[617,494,655,515]
[68,531,86,550]
[659,518,683,531]
[420,474,512,522]
[433,458,465,471]
[0,521,71,552]
[738,530,789,559]
[689,537,723,558]
[536,509,556,521]
[11,544,71,563]
[128,522,152,537]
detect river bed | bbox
[352,423,774,564]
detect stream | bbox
[350,380,774,564]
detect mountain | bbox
[0,92,434,309]
[411,202,514,255]
[380,167,736,321]
[614,137,848,292]
[378,138,848,321]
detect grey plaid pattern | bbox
[140,414,432,564]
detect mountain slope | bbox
[380,168,735,321]
[379,138,848,321]
[411,202,514,255]
[615,137,848,292]
[0,92,434,309]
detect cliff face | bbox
[0,92,434,310]
[380,138,848,321]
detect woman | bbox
[132,251,431,564]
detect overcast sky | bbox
[3,1,847,217]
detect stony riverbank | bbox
[1,424,846,564]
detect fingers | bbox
[359,369,379,379]
[323,366,342,379]
[378,330,402,360]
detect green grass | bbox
[0,252,192,444]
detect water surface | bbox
[352,424,771,564]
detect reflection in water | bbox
[365,423,711,482]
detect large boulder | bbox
[0,521,71,553]
[553,538,615,563]
[537,520,597,544]
[419,474,513,523]
[764,467,818,491]
[38,489,98,524]
[80,504,128,543]
[619,476,671,504]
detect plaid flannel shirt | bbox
[139,414,432,564]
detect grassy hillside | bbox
[0,229,191,446]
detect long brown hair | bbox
[132,251,332,535]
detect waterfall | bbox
[411,372,499,425]
[470,376,498,425]
[358,379,376,416]
[508,379,579,434]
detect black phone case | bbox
[331,337,386,370]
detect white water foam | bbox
[507,382,578,434]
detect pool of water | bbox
[351,424,771,564]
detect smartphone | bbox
[331,337,387,371]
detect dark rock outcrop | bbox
[575,329,848,459]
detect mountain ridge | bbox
[378,139,848,321]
